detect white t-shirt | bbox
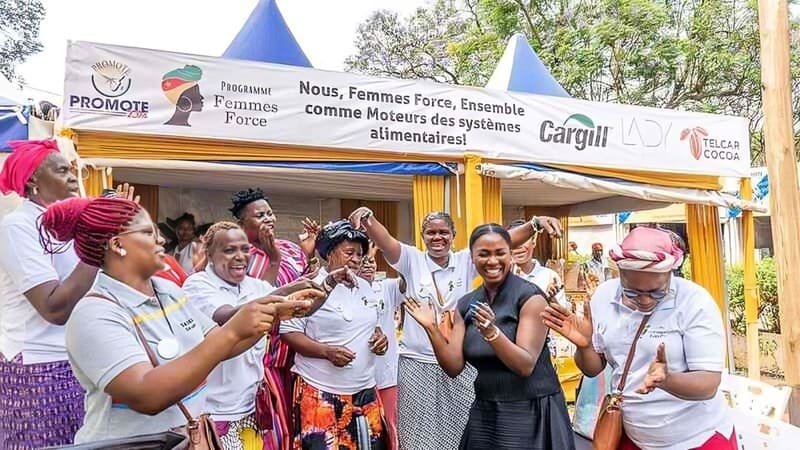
[590,277,732,450]
[173,243,195,275]
[281,270,381,395]
[515,259,568,307]
[390,243,477,363]
[370,278,403,389]
[182,266,273,421]
[0,200,82,363]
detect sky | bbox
[9,0,427,102]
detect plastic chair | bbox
[720,373,792,420]
[730,408,800,449]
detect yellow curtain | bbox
[75,131,453,163]
[447,174,467,251]
[411,175,446,250]
[341,199,399,276]
[741,178,759,378]
[464,154,485,238]
[686,204,726,318]
[524,206,570,262]
[82,167,113,198]
[482,175,503,225]
[548,164,722,191]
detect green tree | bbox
[346,0,800,163]
[0,0,46,82]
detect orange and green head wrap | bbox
[161,65,202,105]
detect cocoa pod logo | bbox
[680,127,709,160]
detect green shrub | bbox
[727,257,779,335]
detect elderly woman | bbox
[281,220,389,450]
[183,221,331,449]
[405,224,574,449]
[0,139,98,449]
[229,187,320,450]
[349,208,561,450]
[37,196,316,444]
[542,227,736,450]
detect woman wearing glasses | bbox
[542,227,735,450]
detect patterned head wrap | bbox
[609,227,684,273]
[161,65,203,105]
[0,139,60,197]
[316,219,369,260]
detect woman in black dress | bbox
[404,223,575,450]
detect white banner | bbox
[62,41,751,177]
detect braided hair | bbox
[230,188,268,219]
[202,221,242,254]
[421,211,456,234]
[39,197,141,268]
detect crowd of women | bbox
[0,139,737,450]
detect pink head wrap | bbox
[0,139,60,197]
[609,227,684,273]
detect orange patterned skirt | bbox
[292,377,386,450]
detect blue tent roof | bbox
[223,0,312,67]
[486,33,569,97]
[0,96,28,151]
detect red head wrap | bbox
[0,139,60,197]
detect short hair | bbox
[469,223,511,250]
[230,188,269,219]
[202,221,242,254]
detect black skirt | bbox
[459,392,576,450]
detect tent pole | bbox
[741,178,760,380]
[757,0,800,424]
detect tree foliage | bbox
[346,0,800,163]
[0,0,46,82]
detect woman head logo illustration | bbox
[161,65,204,126]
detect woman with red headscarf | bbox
[542,227,735,450]
[0,140,97,449]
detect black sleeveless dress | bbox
[457,274,575,450]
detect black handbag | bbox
[46,431,187,449]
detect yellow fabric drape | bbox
[464,154,485,238]
[75,131,454,163]
[411,176,446,250]
[341,199,399,277]
[741,178,760,378]
[687,204,726,318]
[83,167,113,198]
[549,164,722,191]
[482,175,503,225]
[524,206,570,262]
[448,174,467,250]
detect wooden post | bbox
[757,0,800,424]
[741,178,760,379]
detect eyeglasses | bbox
[117,223,160,239]
[621,284,671,301]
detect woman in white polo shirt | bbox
[183,221,328,450]
[542,227,736,450]
[0,139,99,449]
[38,196,312,445]
[281,220,389,450]
[348,208,561,450]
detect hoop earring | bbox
[177,97,193,113]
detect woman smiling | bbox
[405,224,574,449]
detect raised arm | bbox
[404,299,466,377]
[508,216,563,249]
[348,207,402,265]
[472,295,549,377]
[23,264,99,325]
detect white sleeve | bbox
[456,248,478,280]
[182,275,228,319]
[382,279,402,311]
[255,279,276,296]
[0,222,60,293]
[390,243,419,279]
[682,292,725,372]
[280,317,307,334]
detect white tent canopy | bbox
[481,163,766,215]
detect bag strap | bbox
[616,314,652,392]
[429,271,446,308]
[87,291,195,422]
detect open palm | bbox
[541,303,593,349]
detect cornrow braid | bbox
[202,221,242,254]
[421,211,456,234]
[230,188,268,219]
[39,197,141,268]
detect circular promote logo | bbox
[90,60,132,98]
